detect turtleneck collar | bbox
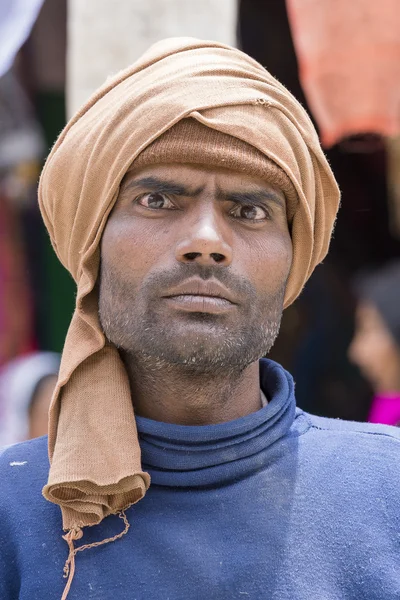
[136,359,296,487]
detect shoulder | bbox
[0,436,49,503]
[0,437,63,599]
[301,409,400,445]
[292,413,400,556]
[0,435,60,547]
[0,434,49,467]
[296,410,400,483]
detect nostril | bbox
[211,253,225,263]
[184,252,202,260]
[182,252,226,263]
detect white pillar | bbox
[67,0,237,115]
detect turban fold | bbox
[39,37,340,532]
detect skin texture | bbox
[99,164,292,425]
[348,301,400,395]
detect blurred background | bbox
[1,0,400,445]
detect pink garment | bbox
[369,395,400,427]
[286,0,400,147]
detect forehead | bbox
[121,163,287,199]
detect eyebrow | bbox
[122,176,203,198]
[216,189,285,210]
[123,176,285,209]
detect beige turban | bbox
[39,38,340,533]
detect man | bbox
[0,38,399,600]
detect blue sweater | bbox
[1,359,399,599]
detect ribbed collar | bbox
[136,359,296,487]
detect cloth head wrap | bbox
[39,37,340,532]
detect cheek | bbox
[350,333,374,367]
[352,330,392,371]
[374,334,400,367]
[238,230,292,294]
[101,217,167,280]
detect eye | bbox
[231,204,269,221]
[136,192,175,210]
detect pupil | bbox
[148,193,164,208]
[242,206,256,219]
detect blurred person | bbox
[349,261,400,426]
[0,71,44,365]
[0,352,60,446]
[0,38,399,600]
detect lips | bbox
[162,278,237,314]
[163,278,237,304]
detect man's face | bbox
[348,301,400,394]
[99,164,292,374]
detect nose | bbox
[175,209,233,266]
[348,334,363,368]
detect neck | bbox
[122,354,262,425]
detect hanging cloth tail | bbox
[61,511,130,600]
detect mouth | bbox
[162,278,237,314]
[164,294,234,314]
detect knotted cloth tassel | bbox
[61,511,130,600]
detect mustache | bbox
[141,263,257,302]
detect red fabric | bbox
[286,0,400,147]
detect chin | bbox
[151,334,264,375]
[113,311,279,373]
